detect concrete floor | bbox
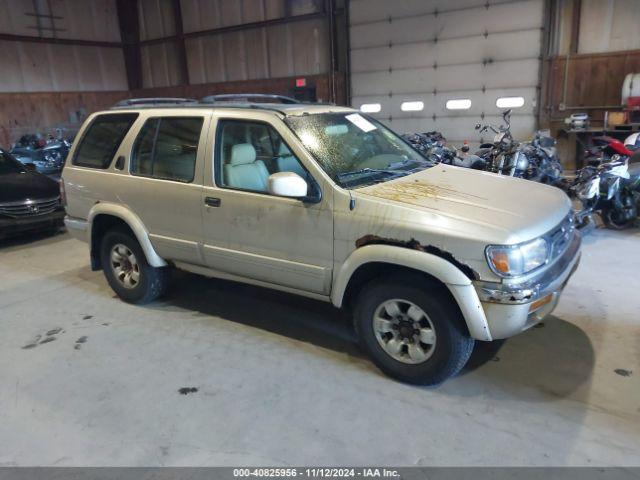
[0,228,638,467]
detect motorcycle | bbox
[582,135,634,166]
[402,132,486,169]
[475,110,564,184]
[519,131,564,185]
[474,109,529,177]
[10,136,71,175]
[569,155,640,230]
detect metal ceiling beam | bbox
[171,0,189,85]
[116,0,143,90]
[140,11,328,46]
[0,32,121,48]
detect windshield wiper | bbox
[337,167,406,180]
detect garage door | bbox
[349,0,544,146]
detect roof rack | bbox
[111,97,197,108]
[200,93,300,104]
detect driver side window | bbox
[216,119,309,194]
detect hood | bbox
[0,171,59,204]
[356,165,571,244]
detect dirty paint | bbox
[363,179,487,204]
[355,234,479,280]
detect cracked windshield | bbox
[285,112,432,188]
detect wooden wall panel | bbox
[540,49,640,127]
[0,91,129,147]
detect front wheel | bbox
[100,228,170,304]
[354,279,475,386]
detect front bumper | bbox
[0,209,65,239]
[473,230,582,339]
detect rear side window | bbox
[73,113,138,168]
[131,117,203,183]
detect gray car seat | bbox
[224,143,269,191]
[276,143,306,178]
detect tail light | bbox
[59,178,67,208]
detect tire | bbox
[602,195,637,230]
[354,277,475,386]
[100,228,170,304]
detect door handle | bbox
[205,197,221,207]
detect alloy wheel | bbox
[372,299,437,364]
[110,243,140,289]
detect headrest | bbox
[230,143,256,166]
[278,142,291,156]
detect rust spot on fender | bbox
[355,234,479,280]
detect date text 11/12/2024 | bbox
[233,468,400,478]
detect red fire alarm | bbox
[295,78,307,87]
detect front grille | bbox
[547,214,575,261]
[0,197,60,218]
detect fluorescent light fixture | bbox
[496,96,525,108]
[359,103,381,113]
[401,101,424,112]
[446,99,472,110]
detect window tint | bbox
[131,117,203,183]
[216,120,309,194]
[73,113,138,168]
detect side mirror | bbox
[268,172,308,198]
[24,163,37,172]
[475,124,482,130]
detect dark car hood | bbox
[0,172,59,203]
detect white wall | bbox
[0,0,127,92]
[578,0,640,54]
[349,0,544,143]
[552,0,640,55]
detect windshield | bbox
[285,112,431,188]
[0,150,26,175]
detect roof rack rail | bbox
[111,97,197,108]
[200,93,300,104]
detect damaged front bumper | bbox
[473,230,581,339]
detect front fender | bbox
[331,244,491,341]
[88,202,168,268]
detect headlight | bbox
[486,237,549,277]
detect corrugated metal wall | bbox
[0,0,127,92]
[0,41,127,92]
[0,0,121,40]
[138,0,329,88]
[552,0,640,55]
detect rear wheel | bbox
[603,195,637,230]
[354,278,474,386]
[100,228,170,304]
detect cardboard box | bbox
[607,111,627,127]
